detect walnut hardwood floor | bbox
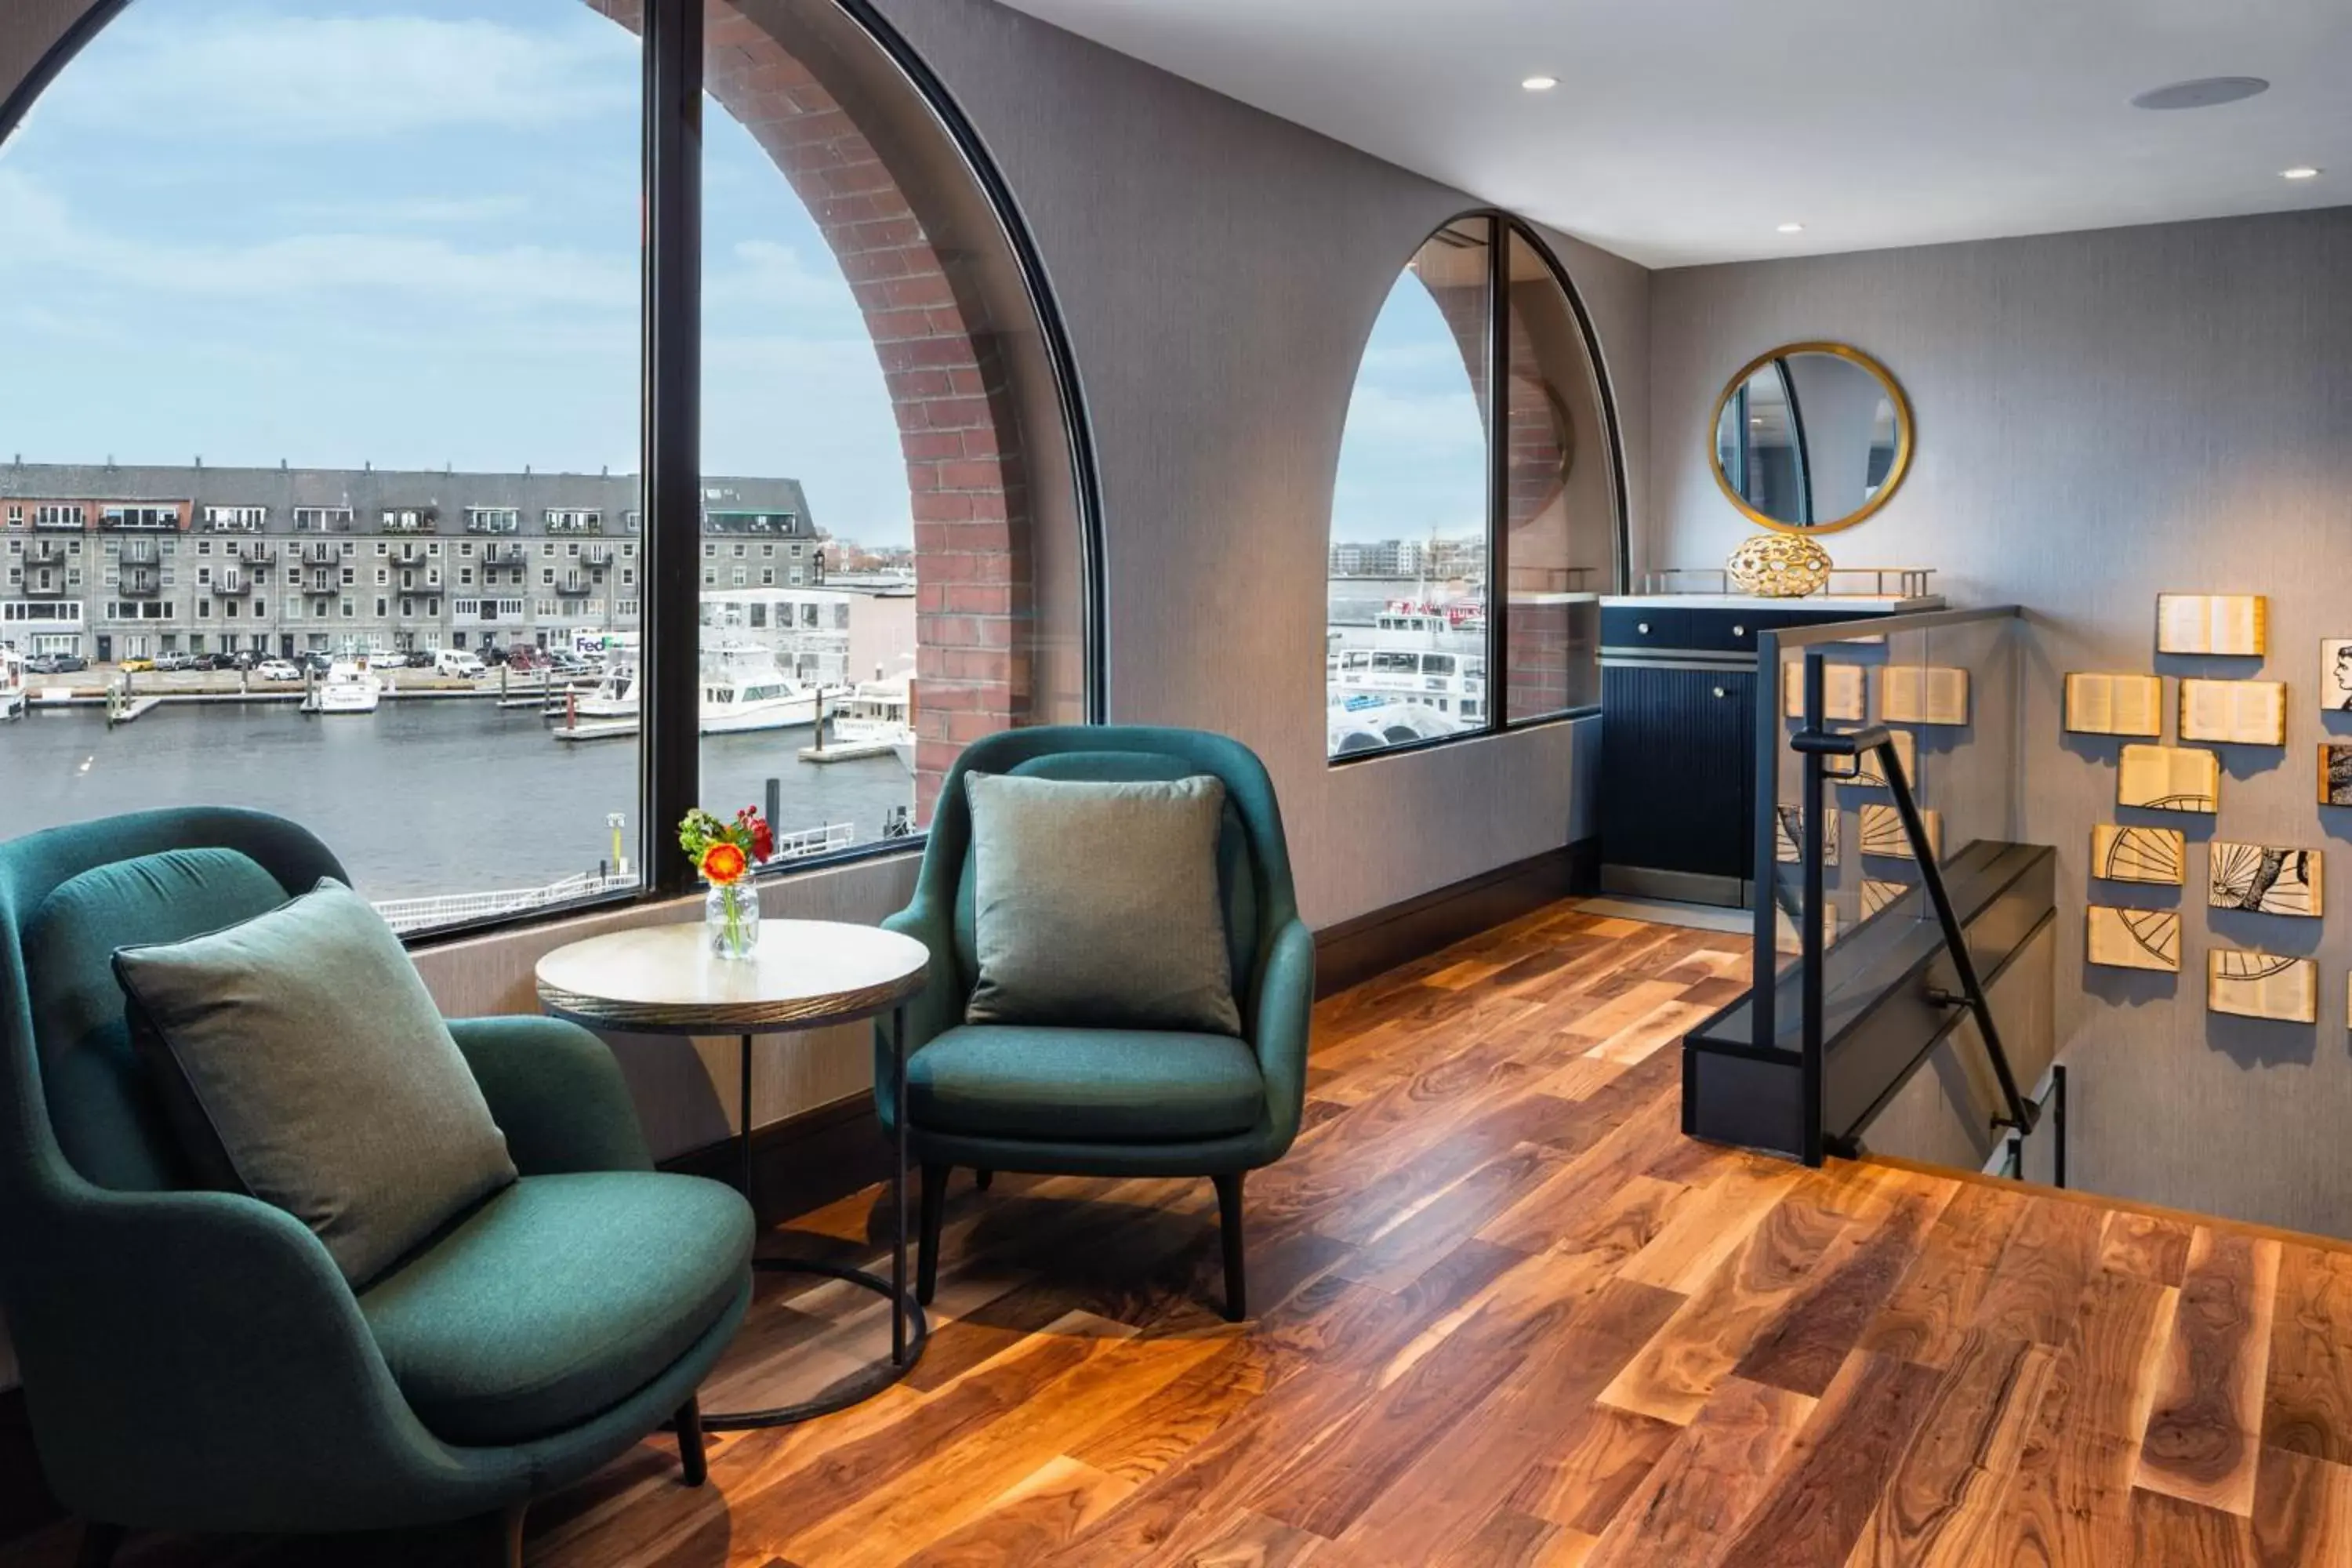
[19,902,2352,1566]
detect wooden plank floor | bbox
[16,901,2352,1566]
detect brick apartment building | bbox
[0,462,823,663]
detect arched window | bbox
[0,0,1094,938]
[1327,214,1621,760]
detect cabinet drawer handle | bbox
[1713,686,1728,699]
[1732,624,1746,637]
[1637,621,1650,634]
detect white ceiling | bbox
[993,0,2352,267]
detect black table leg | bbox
[892,1004,908,1364]
[698,1021,928,1431]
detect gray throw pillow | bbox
[114,878,516,1286]
[964,772,1240,1034]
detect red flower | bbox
[700,842,749,885]
[750,818,775,862]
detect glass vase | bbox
[705,880,760,961]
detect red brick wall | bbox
[591,0,1035,823]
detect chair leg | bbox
[675,1395,708,1486]
[917,1162,949,1305]
[488,1500,527,1568]
[1214,1172,1247,1322]
[974,1167,993,1192]
[75,1521,124,1568]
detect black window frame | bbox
[1326,209,1628,770]
[1,0,1104,949]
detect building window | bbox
[545,509,601,534]
[292,506,353,532]
[465,507,519,534]
[201,506,267,532]
[1326,215,1620,760]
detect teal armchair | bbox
[875,726,1313,1321]
[0,808,754,1566]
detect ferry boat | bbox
[0,647,24,721]
[303,659,383,715]
[1324,598,1488,742]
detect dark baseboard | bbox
[1312,839,1597,998]
[660,1091,891,1232]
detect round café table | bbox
[535,917,931,1428]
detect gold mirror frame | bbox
[1708,340,1914,535]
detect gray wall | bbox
[1650,207,2352,1236]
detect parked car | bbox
[255,659,303,682]
[403,650,436,669]
[25,654,87,674]
[187,652,235,672]
[502,646,544,673]
[229,650,263,671]
[118,657,156,673]
[434,648,488,679]
[150,652,191,673]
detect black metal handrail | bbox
[1788,715,2038,1150]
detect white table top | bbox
[535,918,931,1035]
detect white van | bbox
[434,649,488,679]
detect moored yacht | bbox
[568,643,851,735]
[303,659,383,715]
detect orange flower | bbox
[699,842,749,885]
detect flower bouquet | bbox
[681,806,775,960]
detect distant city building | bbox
[1327,535,1483,580]
[0,462,826,661]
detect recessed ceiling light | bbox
[1776,222,1805,234]
[1521,75,1559,92]
[2281,165,2324,180]
[2130,76,2269,111]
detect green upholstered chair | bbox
[0,808,754,1567]
[875,726,1312,1322]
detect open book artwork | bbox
[1879,666,1970,727]
[2209,842,2323,917]
[2092,824,2186,885]
[2155,593,2267,657]
[2118,744,2220,813]
[2086,905,2181,972]
[1859,803,1941,862]
[2178,679,2287,746]
[1781,660,1867,722]
[2063,673,2164,738]
[1773,804,1840,866]
[1860,878,1910,920]
[1822,726,1917,788]
[2323,641,2352,712]
[2323,745,2352,808]
[2208,949,2318,1024]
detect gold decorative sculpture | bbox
[1726,532,1831,597]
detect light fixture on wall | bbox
[1776,222,1805,234]
[1521,74,1559,91]
[2281,165,2324,180]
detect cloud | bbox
[39,5,637,143]
[704,241,858,315]
[0,169,635,311]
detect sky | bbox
[1330,271,1489,546]
[0,0,1486,552]
[0,0,910,543]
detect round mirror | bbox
[1710,342,1912,533]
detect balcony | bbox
[21,575,67,598]
[391,546,434,569]
[303,544,340,565]
[308,571,339,593]
[212,572,251,597]
[482,544,528,567]
[119,542,160,567]
[26,543,69,568]
[121,569,163,598]
[556,574,595,596]
[581,546,615,568]
[235,543,278,565]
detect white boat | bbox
[1328,693,1461,756]
[304,659,383,715]
[1326,605,1486,745]
[568,643,850,735]
[0,648,24,721]
[829,670,917,774]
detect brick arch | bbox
[587,0,1035,822]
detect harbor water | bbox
[0,700,912,899]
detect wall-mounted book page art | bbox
[1859,803,1941,862]
[2178,679,2286,746]
[2064,673,2163,738]
[2092,824,2185,885]
[2087,906,2181,972]
[1823,727,1917,788]
[2209,949,2317,1024]
[1880,666,1969,727]
[2209,843,2322,917]
[2118,745,2220,813]
[2157,593,2267,657]
[1782,661,1867,722]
